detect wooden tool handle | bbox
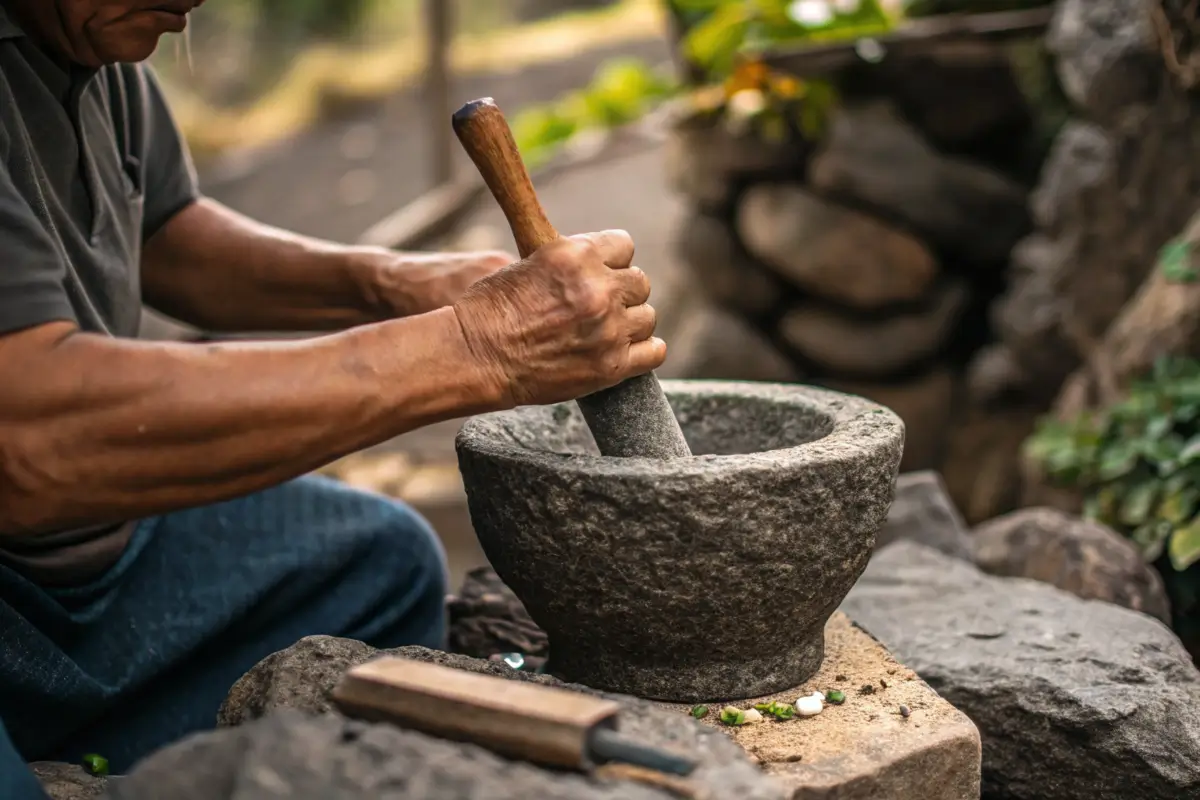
[452,98,559,259]
[451,98,692,460]
[332,657,619,770]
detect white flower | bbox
[787,0,834,27]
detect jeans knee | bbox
[361,497,449,640]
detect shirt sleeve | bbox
[0,157,76,335]
[127,64,200,241]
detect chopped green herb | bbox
[766,701,795,720]
[691,704,709,719]
[826,690,846,705]
[719,706,746,726]
[82,754,109,777]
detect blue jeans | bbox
[0,476,448,798]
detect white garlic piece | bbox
[795,695,825,717]
[742,708,764,724]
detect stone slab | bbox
[659,613,981,800]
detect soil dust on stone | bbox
[658,614,957,768]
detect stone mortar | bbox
[456,380,905,702]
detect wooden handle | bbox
[451,97,693,460]
[332,657,619,771]
[452,98,558,259]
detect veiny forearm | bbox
[0,311,502,537]
[141,198,394,332]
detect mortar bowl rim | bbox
[455,379,904,479]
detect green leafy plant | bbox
[1025,357,1200,647]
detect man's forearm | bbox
[0,310,505,537]
[141,198,395,332]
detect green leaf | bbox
[1161,486,1200,525]
[1160,238,1199,283]
[1119,480,1160,527]
[1097,444,1139,481]
[1170,518,1200,571]
[1133,520,1174,563]
[826,689,847,705]
[691,704,709,719]
[82,754,109,777]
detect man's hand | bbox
[370,250,515,317]
[452,230,666,408]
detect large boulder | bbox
[842,542,1200,800]
[205,640,784,799]
[973,507,1171,623]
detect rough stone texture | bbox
[660,613,982,800]
[973,507,1171,623]
[446,565,548,660]
[779,281,969,378]
[31,763,107,800]
[874,471,972,562]
[675,210,784,318]
[114,709,784,800]
[842,542,1200,800]
[664,117,808,211]
[987,0,1200,399]
[824,369,958,473]
[577,371,693,459]
[661,303,802,384]
[738,184,939,311]
[209,641,784,800]
[455,381,904,701]
[808,100,1030,266]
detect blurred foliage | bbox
[1025,351,1200,646]
[512,58,678,168]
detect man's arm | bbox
[0,309,504,537]
[141,198,512,333]
[0,231,662,539]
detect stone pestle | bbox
[451,98,692,460]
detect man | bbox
[0,1,665,794]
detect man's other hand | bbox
[452,229,666,409]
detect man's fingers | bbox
[573,229,635,269]
[625,337,667,377]
[623,303,657,343]
[612,266,651,307]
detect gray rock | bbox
[456,381,904,701]
[779,281,969,378]
[660,303,801,384]
[973,507,1171,623]
[991,0,1200,398]
[875,471,972,561]
[675,211,783,318]
[114,709,784,800]
[808,101,1030,265]
[1047,0,1160,125]
[30,762,107,800]
[737,184,939,311]
[206,641,784,800]
[842,542,1200,800]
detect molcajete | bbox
[455,380,904,701]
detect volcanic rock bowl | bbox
[455,380,904,702]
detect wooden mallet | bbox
[451,98,693,460]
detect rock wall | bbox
[665,38,1044,478]
[667,0,1200,520]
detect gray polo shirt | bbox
[0,5,200,584]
